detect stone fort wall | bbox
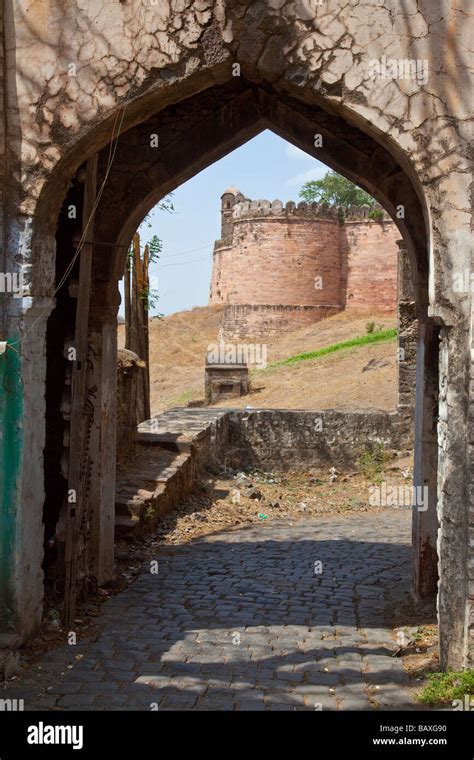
[210,189,400,339]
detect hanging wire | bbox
[6,0,151,351]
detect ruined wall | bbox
[210,196,399,338]
[226,409,411,472]
[218,304,340,340]
[119,411,232,538]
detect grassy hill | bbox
[118,306,398,415]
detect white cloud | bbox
[286,165,327,187]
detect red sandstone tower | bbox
[210,188,400,340]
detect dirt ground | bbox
[149,454,413,545]
[118,308,397,414]
[213,340,397,411]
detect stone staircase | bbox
[115,408,230,537]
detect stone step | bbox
[115,497,150,520]
[115,513,140,538]
[115,447,192,537]
[115,407,229,539]
[137,408,229,438]
[115,484,167,519]
[135,432,192,452]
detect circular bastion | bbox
[210,189,399,340]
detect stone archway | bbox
[1,1,471,672]
[42,79,442,664]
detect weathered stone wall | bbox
[397,243,419,412]
[0,0,471,670]
[469,316,474,667]
[225,409,411,472]
[219,303,340,340]
[210,195,399,338]
[119,410,232,537]
[211,213,342,306]
[342,221,400,313]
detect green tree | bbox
[299,171,376,207]
[128,194,174,312]
[141,234,162,311]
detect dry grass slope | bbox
[118,306,398,414]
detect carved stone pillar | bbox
[397,239,418,421]
[87,281,120,586]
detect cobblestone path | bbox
[6,510,422,711]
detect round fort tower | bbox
[210,188,399,340]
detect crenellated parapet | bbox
[210,187,400,329]
[232,198,391,221]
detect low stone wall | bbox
[225,409,411,472]
[219,304,341,340]
[115,403,412,538]
[186,411,232,476]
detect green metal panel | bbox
[0,339,23,634]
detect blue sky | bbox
[121,129,329,317]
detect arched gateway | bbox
[0,1,471,671]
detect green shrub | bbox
[418,671,474,705]
[368,207,384,220]
[358,443,391,481]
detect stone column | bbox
[0,295,54,649]
[468,311,474,668]
[97,320,117,583]
[397,240,439,601]
[436,321,471,669]
[397,239,418,420]
[88,282,119,586]
[412,318,440,600]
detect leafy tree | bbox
[147,234,162,264]
[299,171,376,207]
[127,195,174,311]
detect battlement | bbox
[211,186,400,339]
[232,198,391,222]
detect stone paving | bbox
[4,510,423,711]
